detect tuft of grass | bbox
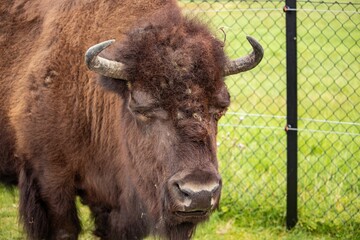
[0,186,23,239]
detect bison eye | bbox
[213,112,222,121]
[133,108,168,122]
[134,111,152,122]
[210,107,227,121]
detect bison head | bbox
[85,18,263,238]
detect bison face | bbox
[124,81,230,225]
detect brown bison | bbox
[0,0,263,239]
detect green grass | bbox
[1,1,359,239]
[0,186,351,240]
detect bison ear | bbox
[212,84,230,109]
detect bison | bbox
[0,0,263,239]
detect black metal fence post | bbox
[284,0,298,230]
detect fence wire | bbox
[180,0,359,234]
[297,0,359,232]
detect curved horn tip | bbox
[85,39,116,67]
[246,36,264,54]
[223,36,264,76]
[246,35,256,43]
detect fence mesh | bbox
[296,0,359,232]
[180,0,359,234]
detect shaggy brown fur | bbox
[0,0,231,239]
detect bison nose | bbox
[176,181,220,210]
[168,172,221,216]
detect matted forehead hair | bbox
[115,15,228,113]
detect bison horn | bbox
[85,40,128,80]
[223,36,264,76]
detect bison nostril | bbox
[212,183,220,194]
[175,183,191,198]
[182,191,190,198]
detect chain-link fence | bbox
[296,0,359,233]
[180,0,359,234]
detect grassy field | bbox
[1,0,359,239]
[0,186,351,240]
